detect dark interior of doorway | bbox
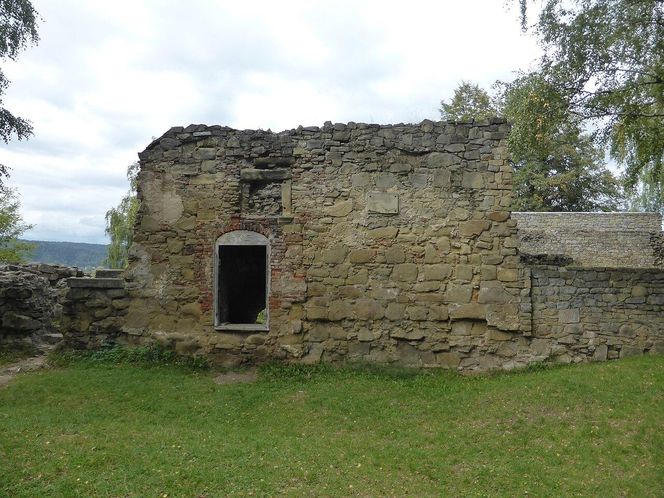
[218,245,267,324]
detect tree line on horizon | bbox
[1,0,662,265]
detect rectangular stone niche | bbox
[367,191,399,214]
[216,245,268,331]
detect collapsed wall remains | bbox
[120,119,533,368]
[2,120,661,371]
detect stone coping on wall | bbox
[94,269,124,278]
[140,118,509,159]
[68,277,125,289]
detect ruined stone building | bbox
[112,120,662,369]
[2,119,662,371]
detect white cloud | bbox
[0,0,540,243]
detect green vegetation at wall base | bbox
[1,355,661,497]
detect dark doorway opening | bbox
[217,245,267,324]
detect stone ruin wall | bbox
[514,212,664,361]
[514,212,664,268]
[3,121,662,371]
[0,264,81,351]
[62,269,128,349]
[121,119,534,369]
[529,265,664,362]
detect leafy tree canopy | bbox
[440,78,625,212]
[515,0,663,192]
[104,163,139,268]
[439,81,497,121]
[0,187,33,263]
[0,0,40,183]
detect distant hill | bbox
[22,240,108,270]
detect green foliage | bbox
[440,79,624,211]
[50,345,210,372]
[259,361,437,383]
[0,188,33,263]
[515,0,664,193]
[502,74,625,211]
[104,162,139,268]
[0,356,662,496]
[626,169,664,213]
[439,81,497,121]
[0,0,40,184]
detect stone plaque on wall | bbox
[367,191,399,214]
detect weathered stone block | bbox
[368,227,399,239]
[424,244,442,263]
[593,344,608,360]
[620,345,644,358]
[357,328,375,342]
[460,220,491,237]
[478,285,511,304]
[486,329,513,341]
[449,303,486,320]
[324,200,353,217]
[407,306,428,321]
[385,245,406,264]
[455,265,473,282]
[367,192,399,214]
[391,329,425,341]
[351,172,371,187]
[432,170,451,187]
[429,305,449,321]
[423,263,451,281]
[308,323,344,342]
[558,308,580,324]
[339,285,363,298]
[425,152,456,168]
[240,168,291,182]
[167,238,184,254]
[349,249,374,264]
[462,172,484,189]
[497,268,518,282]
[392,263,418,282]
[212,333,244,350]
[385,302,406,321]
[355,299,384,320]
[2,312,41,331]
[389,162,411,174]
[488,211,510,222]
[631,286,648,297]
[328,300,353,321]
[376,173,396,188]
[445,284,473,303]
[437,351,460,368]
[68,278,125,289]
[322,245,348,264]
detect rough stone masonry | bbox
[46,119,664,371]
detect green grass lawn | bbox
[1,355,662,497]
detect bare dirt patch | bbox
[213,369,258,385]
[0,355,49,389]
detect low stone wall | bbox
[529,265,664,362]
[514,212,664,268]
[61,270,129,349]
[0,264,81,350]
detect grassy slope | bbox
[0,357,662,497]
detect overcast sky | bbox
[0,0,540,244]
